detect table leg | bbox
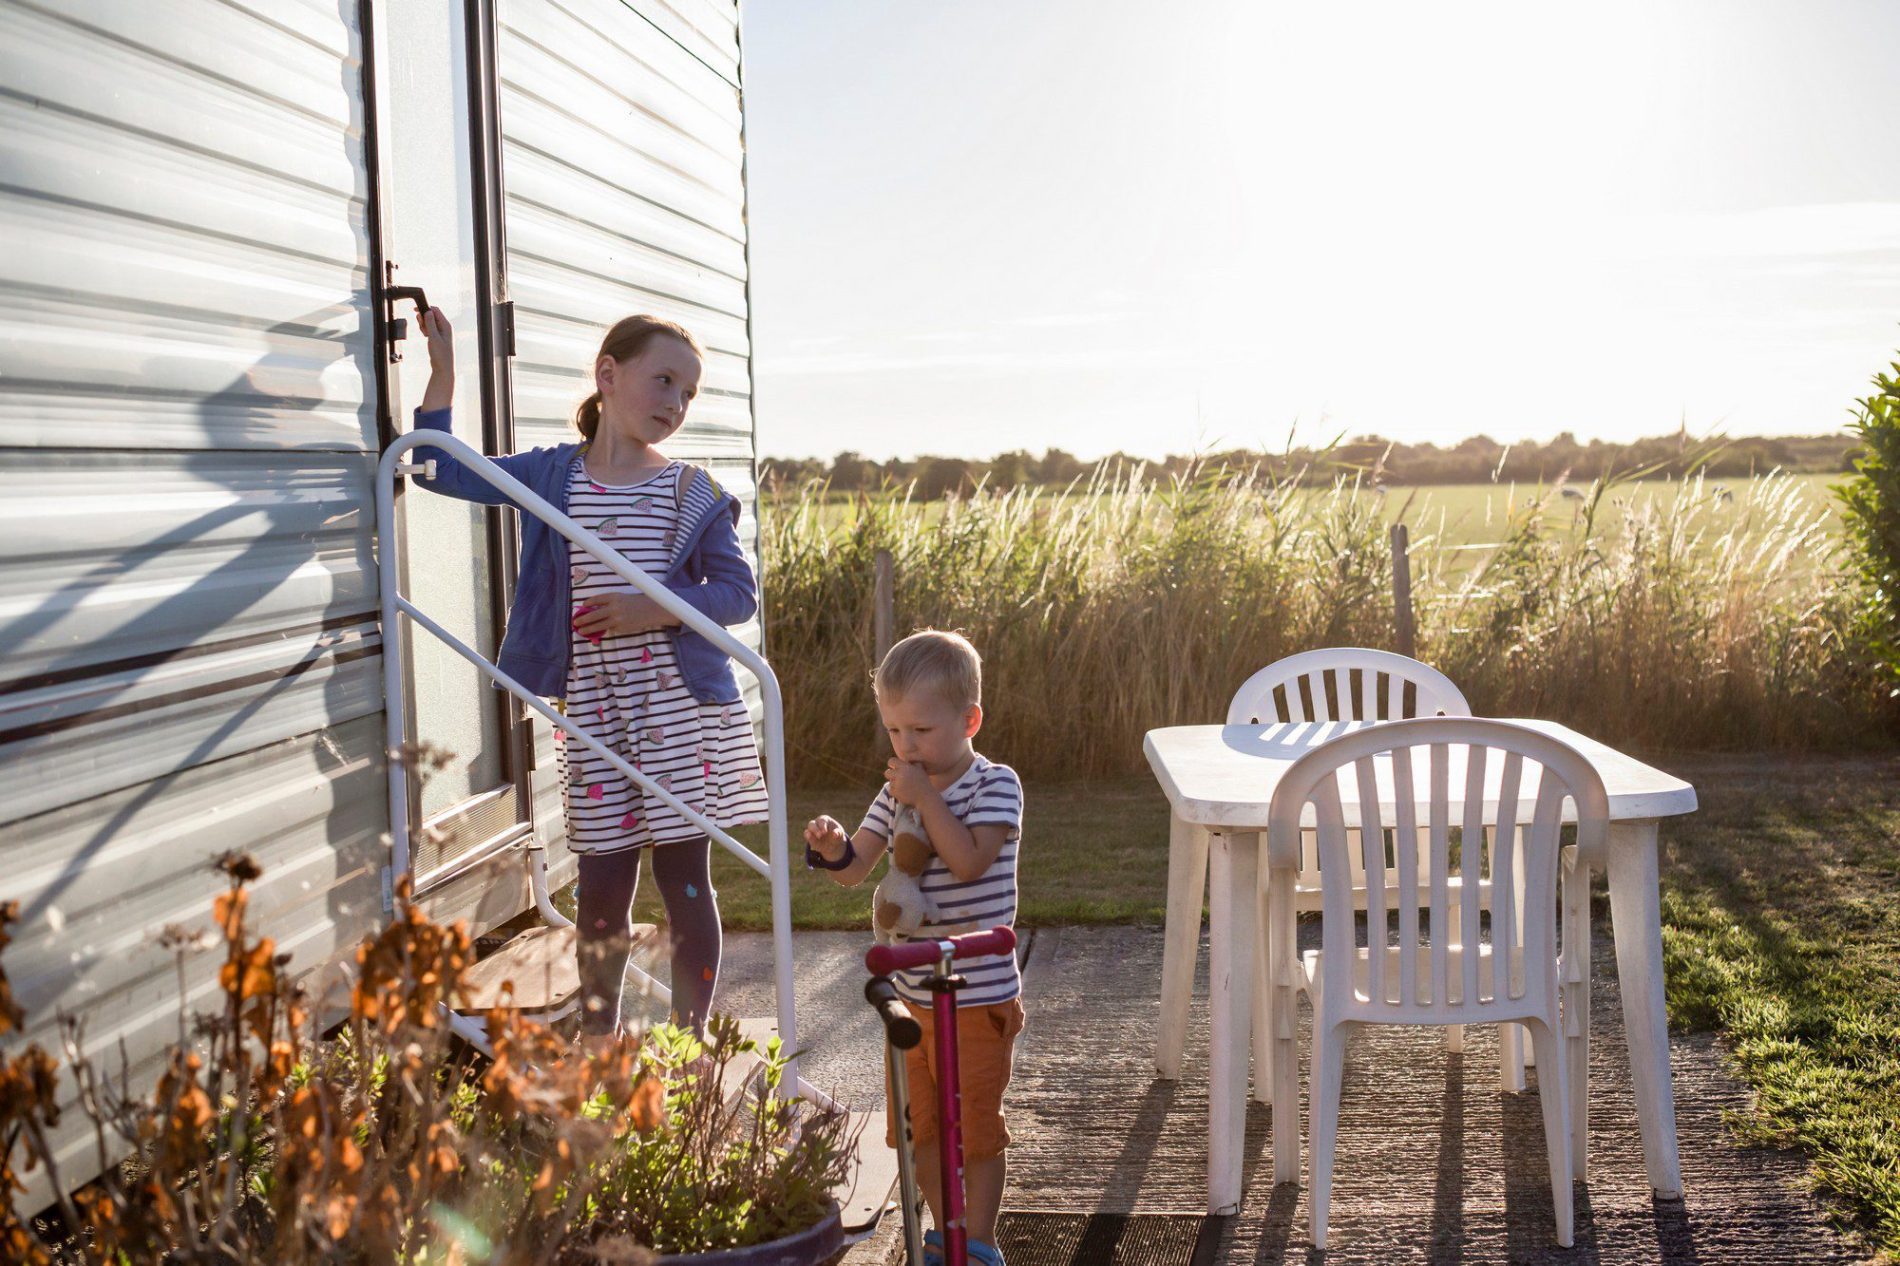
[1607,818,1682,1198]
[1252,856,1274,1102]
[1207,829,1258,1216]
[1156,813,1209,1079]
[1268,863,1301,1185]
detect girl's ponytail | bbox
[577,315,704,441]
[575,391,604,441]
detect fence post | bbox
[872,549,894,744]
[873,549,894,664]
[1390,522,1416,658]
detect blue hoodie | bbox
[408,407,757,703]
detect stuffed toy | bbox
[872,804,976,945]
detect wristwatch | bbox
[804,836,856,871]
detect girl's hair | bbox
[574,315,703,441]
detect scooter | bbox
[864,926,1019,1266]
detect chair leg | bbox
[1446,1023,1464,1054]
[1526,1016,1574,1248]
[1269,872,1301,1186]
[1501,1022,1527,1093]
[1307,1020,1349,1250]
[1562,853,1592,1179]
[1156,815,1208,1079]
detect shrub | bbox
[1836,353,1900,696]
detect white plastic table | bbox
[1143,718,1697,1216]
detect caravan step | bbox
[459,922,657,1012]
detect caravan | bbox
[0,0,841,1220]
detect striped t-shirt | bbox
[860,754,1023,1007]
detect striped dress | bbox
[557,457,769,854]
[860,754,1023,1006]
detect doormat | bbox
[992,1213,1214,1266]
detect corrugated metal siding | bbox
[0,0,758,1215]
[0,0,385,1210]
[496,0,765,768]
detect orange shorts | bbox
[884,997,1025,1163]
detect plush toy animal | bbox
[873,805,976,945]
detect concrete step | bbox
[718,1016,898,1241]
[836,1109,900,1239]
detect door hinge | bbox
[496,300,517,358]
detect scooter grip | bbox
[864,976,923,1049]
[864,925,1018,976]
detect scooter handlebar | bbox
[864,926,1017,977]
[864,976,923,1049]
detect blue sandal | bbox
[921,1229,1007,1266]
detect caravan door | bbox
[368,0,529,890]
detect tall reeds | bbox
[762,464,1892,783]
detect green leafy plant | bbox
[1835,353,1900,697]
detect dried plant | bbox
[0,862,849,1263]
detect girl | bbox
[413,309,768,1049]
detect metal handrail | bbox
[375,429,799,1084]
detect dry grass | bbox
[763,464,1893,785]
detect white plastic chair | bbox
[1266,718,1606,1248]
[1232,650,1515,1082]
[1155,650,1499,1082]
[1224,647,1470,730]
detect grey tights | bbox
[575,839,720,1037]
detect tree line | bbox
[760,430,1858,498]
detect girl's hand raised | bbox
[572,593,679,641]
[420,307,454,412]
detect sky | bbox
[739,0,1900,461]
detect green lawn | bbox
[628,778,1174,931]
[1658,754,1900,1256]
[612,756,1900,1253]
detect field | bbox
[778,472,1847,553]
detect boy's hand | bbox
[419,307,454,412]
[803,815,849,863]
[885,759,935,808]
[572,593,677,640]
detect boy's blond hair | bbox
[875,629,982,710]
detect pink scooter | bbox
[865,926,1018,1266]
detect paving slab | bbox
[710,923,1869,1264]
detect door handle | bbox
[382,270,432,363]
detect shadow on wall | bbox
[0,0,390,1011]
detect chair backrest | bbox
[1268,718,1609,1024]
[1226,648,1470,726]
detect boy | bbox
[804,630,1023,1266]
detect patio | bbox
[717,921,1869,1264]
